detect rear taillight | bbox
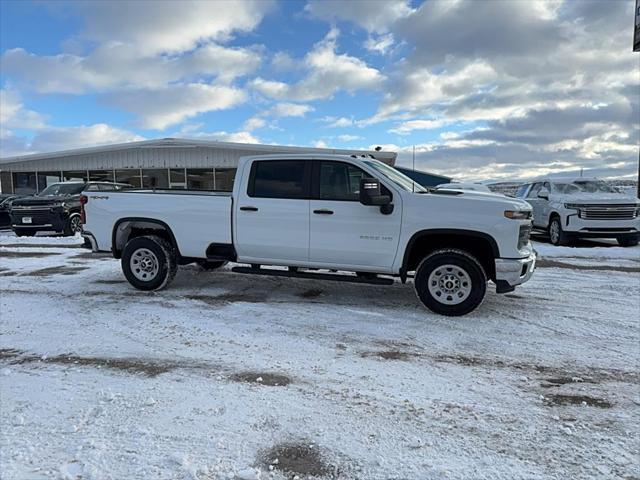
[80,195,88,224]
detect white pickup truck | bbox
[82,154,536,316]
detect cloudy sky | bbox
[0,0,638,181]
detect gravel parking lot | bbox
[1,231,639,480]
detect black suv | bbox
[0,194,26,229]
[9,181,131,237]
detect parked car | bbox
[82,154,536,316]
[515,177,640,246]
[435,182,493,193]
[0,194,26,229]
[10,181,131,237]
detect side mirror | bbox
[359,177,393,214]
[537,188,549,200]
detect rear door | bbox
[308,160,401,270]
[234,159,311,263]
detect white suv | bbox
[516,177,640,246]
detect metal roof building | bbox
[0,138,397,194]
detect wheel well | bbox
[112,218,178,259]
[403,231,498,280]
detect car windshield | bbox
[572,180,617,193]
[550,181,617,194]
[362,159,427,193]
[38,183,85,196]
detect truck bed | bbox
[84,189,232,258]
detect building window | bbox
[89,170,115,182]
[215,167,236,191]
[12,172,37,194]
[63,170,88,182]
[37,171,62,192]
[0,172,11,194]
[186,169,214,190]
[115,169,141,188]
[142,169,169,189]
[169,169,186,189]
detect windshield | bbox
[572,180,617,193]
[39,183,85,196]
[550,180,617,194]
[362,160,427,193]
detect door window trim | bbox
[247,159,312,199]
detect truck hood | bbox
[426,189,532,211]
[10,195,77,207]
[552,192,640,204]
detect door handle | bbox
[240,206,258,212]
[313,209,334,215]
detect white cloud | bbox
[243,116,267,132]
[270,103,314,117]
[312,139,329,148]
[1,123,145,157]
[1,42,262,94]
[251,28,384,101]
[305,0,414,33]
[78,0,275,55]
[0,89,46,129]
[337,134,362,142]
[364,33,396,55]
[109,83,247,130]
[320,116,354,128]
[389,119,446,135]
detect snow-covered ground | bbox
[1,231,638,480]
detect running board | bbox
[231,266,395,285]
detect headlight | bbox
[504,210,532,220]
[564,203,582,209]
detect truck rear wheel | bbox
[414,249,487,316]
[121,235,177,291]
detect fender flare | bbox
[111,217,180,259]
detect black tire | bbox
[617,235,639,247]
[15,230,36,237]
[548,216,570,246]
[63,213,83,236]
[414,249,487,316]
[197,260,228,270]
[121,235,177,291]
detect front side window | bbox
[527,183,542,198]
[515,184,529,198]
[362,159,427,193]
[251,160,307,199]
[319,161,367,201]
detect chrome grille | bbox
[578,204,638,221]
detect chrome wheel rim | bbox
[130,248,159,281]
[71,215,83,233]
[550,221,560,243]
[427,264,472,305]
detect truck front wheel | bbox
[121,235,177,291]
[414,249,487,316]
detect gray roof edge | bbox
[0,137,397,165]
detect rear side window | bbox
[318,161,367,201]
[250,160,308,199]
[84,184,100,191]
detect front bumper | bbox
[10,208,68,232]
[565,214,639,236]
[494,250,536,292]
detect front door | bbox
[235,159,311,263]
[309,160,401,270]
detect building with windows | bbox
[0,138,397,194]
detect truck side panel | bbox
[84,191,232,258]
